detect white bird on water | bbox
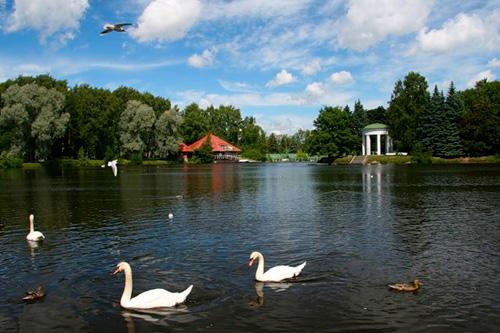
[168,212,174,220]
[26,214,45,241]
[248,251,306,282]
[112,262,193,309]
[100,23,132,35]
[107,159,118,177]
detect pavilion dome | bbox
[363,123,389,130]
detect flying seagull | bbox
[100,23,132,35]
[107,159,118,177]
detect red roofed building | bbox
[179,132,241,162]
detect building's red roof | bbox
[184,132,241,153]
[179,143,193,153]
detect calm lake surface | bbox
[1,163,499,332]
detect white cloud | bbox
[177,89,306,108]
[259,114,314,135]
[130,0,201,43]
[337,0,433,51]
[266,70,297,89]
[205,0,312,20]
[415,13,497,54]
[330,70,354,84]
[488,57,500,68]
[187,49,215,68]
[301,59,321,76]
[305,82,325,97]
[218,79,256,93]
[467,70,495,87]
[5,0,89,44]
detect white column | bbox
[366,135,371,155]
[376,134,381,155]
[362,134,366,155]
[385,135,390,154]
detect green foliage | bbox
[154,108,182,159]
[130,153,143,165]
[239,116,267,154]
[0,156,23,168]
[193,137,214,164]
[65,84,121,159]
[241,148,266,161]
[366,106,387,124]
[411,145,433,164]
[180,103,209,143]
[119,100,156,158]
[206,105,242,144]
[387,72,430,153]
[460,80,500,156]
[267,133,279,153]
[306,106,358,157]
[0,83,69,161]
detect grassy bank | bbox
[335,155,500,165]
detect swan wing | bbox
[27,231,45,241]
[127,285,192,309]
[262,262,306,282]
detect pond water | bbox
[0,163,499,332]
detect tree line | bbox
[0,73,498,165]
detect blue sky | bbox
[0,0,499,134]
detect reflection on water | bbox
[1,163,500,332]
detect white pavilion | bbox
[362,123,393,155]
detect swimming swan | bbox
[26,214,45,241]
[113,262,193,309]
[248,251,306,282]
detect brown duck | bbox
[22,286,45,302]
[388,279,422,292]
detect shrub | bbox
[0,156,23,168]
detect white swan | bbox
[26,214,45,241]
[108,159,118,177]
[113,262,193,309]
[168,212,174,220]
[248,251,306,282]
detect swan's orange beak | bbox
[248,258,255,267]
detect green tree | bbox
[119,100,156,158]
[180,103,209,143]
[419,85,445,155]
[239,116,267,161]
[366,106,387,124]
[306,106,358,157]
[154,108,182,159]
[387,72,430,153]
[206,105,242,144]
[65,84,121,159]
[192,136,214,163]
[460,80,500,156]
[351,99,368,154]
[0,83,69,161]
[267,133,279,153]
[441,82,464,157]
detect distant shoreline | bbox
[8,155,498,170]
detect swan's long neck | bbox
[255,253,265,281]
[121,264,133,306]
[29,215,34,233]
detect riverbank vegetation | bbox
[0,73,498,168]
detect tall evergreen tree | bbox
[419,85,445,155]
[351,99,368,154]
[442,82,464,156]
